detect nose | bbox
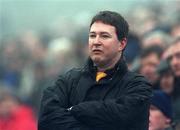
[93,35,101,45]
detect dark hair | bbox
[90,11,129,41]
[140,45,164,59]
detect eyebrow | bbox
[167,52,180,60]
[170,52,180,56]
[89,31,111,35]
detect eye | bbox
[102,35,109,38]
[89,34,96,38]
[101,34,111,39]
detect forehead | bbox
[169,42,180,55]
[90,21,116,33]
[141,53,160,63]
[150,105,164,116]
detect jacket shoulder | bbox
[123,71,152,94]
[125,71,151,84]
[125,71,153,98]
[62,67,83,81]
[56,67,83,89]
[43,67,83,93]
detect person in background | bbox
[38,10,152,130]
[124,33,142,68]
[170,22,180,38]
[164,37,180,127]
[142,31,171,49]
[0,86,37,130]
[156,60,174,95]
[139,45,164,89]
[149,90,173,130]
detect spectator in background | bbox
[159,70,174,95]
[171,22,180,38]
[0,39,23,90]
[139,45,164,89]
[124,33,142,68]
[164,37,180,126]
[142,31,171,49]
[149,90,173,130]
[156,60,174,95]
[0,85,37,130]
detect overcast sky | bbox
[0,0,177,37]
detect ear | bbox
[118,38,127,51]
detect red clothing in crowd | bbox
[0,105,37,130]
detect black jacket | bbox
[38,58,152,130]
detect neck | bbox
[97,54,121,72]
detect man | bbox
[139,45,164,89]
[166,37,180,83]
[164,37,180,125]
[149,90,173,130]
[38,11,152,130]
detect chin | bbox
[93,57,102,63]
[92,56,104,65]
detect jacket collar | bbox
[83,56,128,76]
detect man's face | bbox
[149,106,170,130]
[168,42,180,77]
[140,53,160,84]
[89,21,125,67]
[160,72,174,95]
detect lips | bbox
[92,49,103,53]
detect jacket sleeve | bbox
[38,71,89,130]
[70,76,152,128]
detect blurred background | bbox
[0,0,180,130]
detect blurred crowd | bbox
[0,1,180,130]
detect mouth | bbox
[92,49,103,54]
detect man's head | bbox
[149,90,172,130]
[88,11,129,70]
[166,37,180,77]
[90,11,129,41]
[139,45,164,85]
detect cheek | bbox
[88,41,92,47]
[88,43,93,51]
[141,65,152,74]
[165,77,174,83]
[161,78,169,86]
[88,38,93,46]
[105,42,120,53]
[171,58,180,66]
[151,112,166,125]
[150,114,162,126]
